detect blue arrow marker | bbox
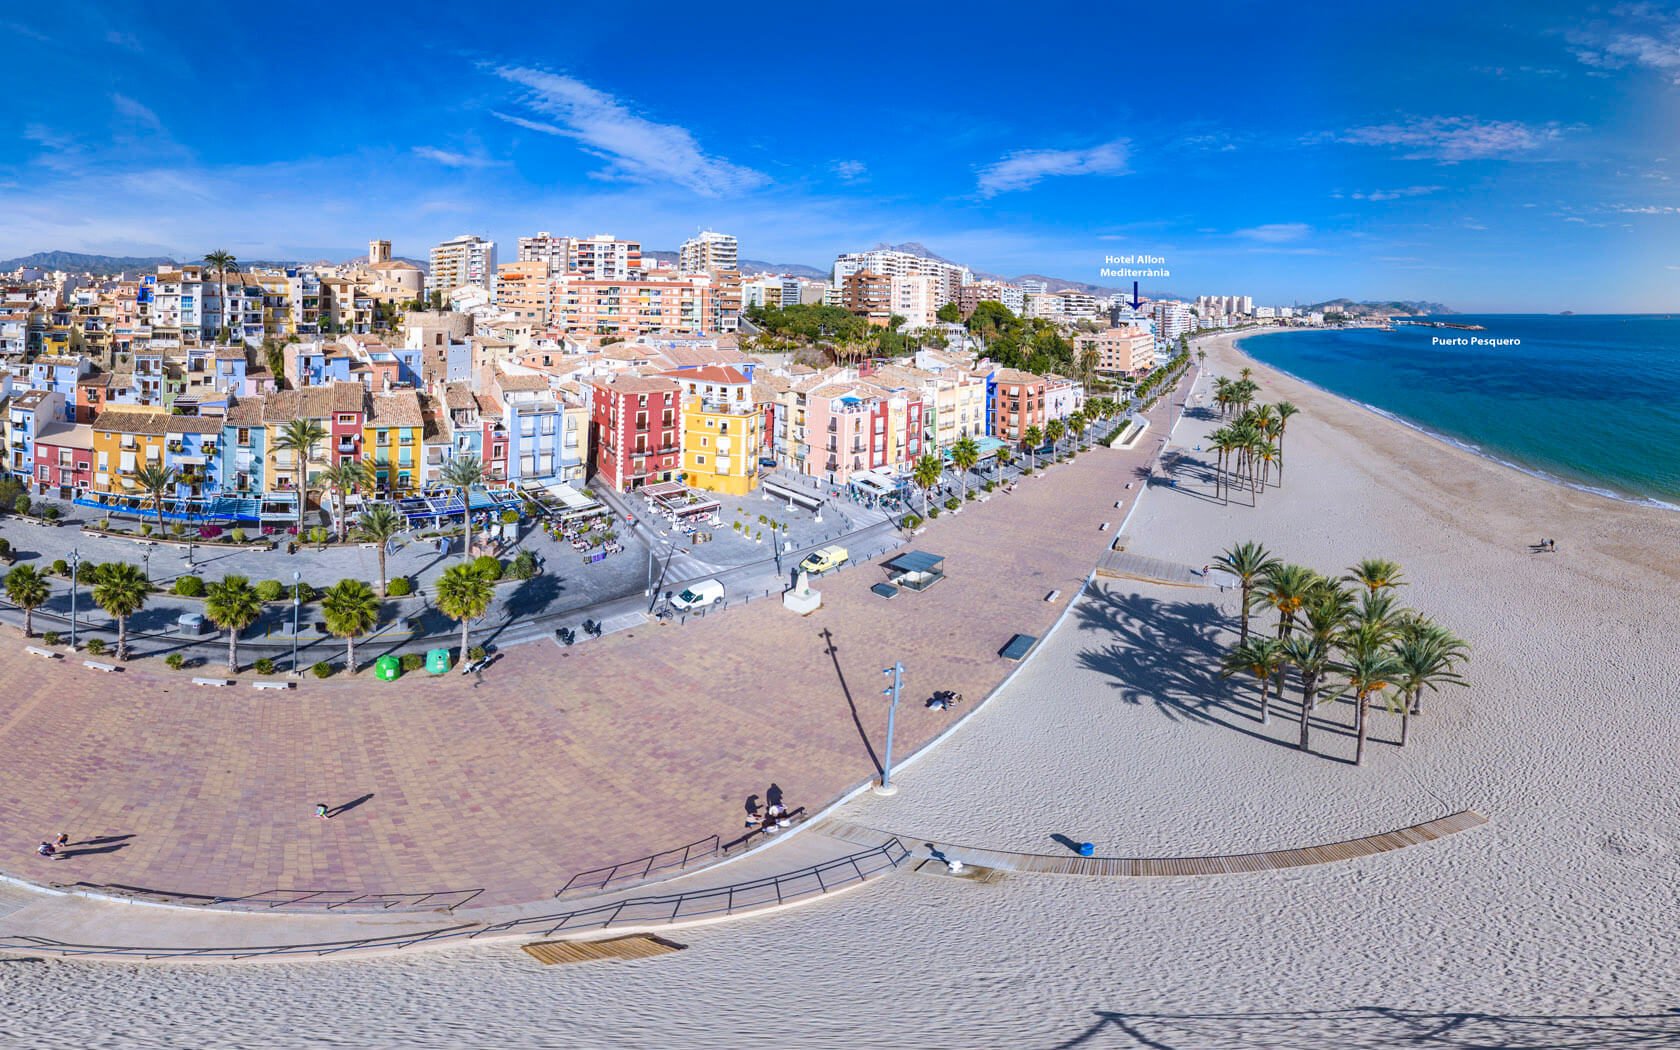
[1130,281,1144,310]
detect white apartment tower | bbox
[679,230,739,274]
[428,235,497,297]
[517,233,641,280]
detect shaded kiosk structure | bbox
[883,550,945,592]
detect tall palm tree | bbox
[91,561,148,661]
[1345,558,1407,594]
[1258,563,1318,642]
[274,418,327,536]
[950,436,980,500]
[323,459,374,542]
[440,454,484,563]
[1336,647,1404,766]
[436,562,493,669]
[1391,625,1470,743]
[202,250,237,343]
[1222,636,1286,724]
[204,574,262,673]
[131,463,177,533]
[1022,425,1043,471]
[1213,541,1280,643]
[1044,418,1066,458]
[1273,401,1299,479]
[1282,633,1335,752]
[911,453,942,518]
[1397,618,1470,717]
[319,578,379,673]
[5,564,49,638]
[355,504,404,596]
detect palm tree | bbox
[950,436,980,500]
[319,578,379,674]
[1045,418,1066,458]
[1258,563,1318,641]
[274,418,327,536]
[1391,625,1470,744]
[1022,425,1043,471]
[994,445,1015,478]
[202,250,237,343]
[355,504,404,596]
[1213,541,1280,643]
[1222,636,1286,724]
[440,454,484,563]
[1274,401,1299,479]
[5,564,49,638]
[1282,633,1335,752]
[91,561,148,661]
[131,463,177,534]
[436,562,493,669]
[911,453,942,518]
[1337,647,1404,766]
[1345,558,1407,594]
[204,574,261,673]
[323,459,374,542]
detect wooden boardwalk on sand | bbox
[1095,550,1226,588]
[813,811,1487,877]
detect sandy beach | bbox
[6,330,1680,1049]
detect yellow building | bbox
[669,366,759,496]
[363,390,424,495]
[90,408,171,494]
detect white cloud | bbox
[1348,185,1445,201]
[413,146,500,169]
[1233,223,1311,243]
[831,159,867,182]
[975,139,1128,197]
[104,29,142,52]
[111,93,165,135]
[1330,117,1569,160]
[491,66,767,196]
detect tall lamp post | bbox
[875,661,904,796]
[68,547,80,651]
[290,569,301,674]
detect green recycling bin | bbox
[426,648,452,674]
[375,654,400,681]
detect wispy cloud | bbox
[413,145,500,168]
[831,159,867,183]
[975,139,1128,197]
[1569,7,1680,82]
[111,93,165,135]
[1332,185,1446,201]
[104,28,142,52]
[1323,117,1571,160]
[490,66,766,196]
[1233,223,1311,243]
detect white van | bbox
[670,579,725,611]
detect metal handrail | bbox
[0,839,911,961]
[555,834,721,898]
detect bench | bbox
[1044,590,1060,602]
[1099,522,1110,531]
[192,677,230,687]
[999,634,1038,662]
[83,660,117,672]
[252,680,293,691]
[25,646,59,659]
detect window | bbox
[695,455,706,465]
[521,454,535,475]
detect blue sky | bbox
[5,2,1680,311]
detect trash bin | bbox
[176,612,206,635]
[375,654,400,681]
[426,648,451,674]
[1078,842,1095,857]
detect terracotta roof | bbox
[443,382,475,411]
[93,409,173,435]
[225,396,265,424]
[167,416,225,435]
[676,365,749,384]
[494,371,549,392]
[214,347,245,360]
[595,374,680,396]
[474,393,502,415]
[993,368,1045,385]
[369,390,423,427]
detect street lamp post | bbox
[290,569,301,674]
[876,661,904,796]
[68,547,80,651]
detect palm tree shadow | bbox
[1073,587,1354,757]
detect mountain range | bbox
[1306,298,1454,317]
[0,250,428,275]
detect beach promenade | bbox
[0,366,1195,947]
[11,332,1680,1049]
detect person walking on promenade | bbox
[316,803,330,820]
[53,832,68,849]
[36,841,56,859]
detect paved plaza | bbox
[0,375,1191,913]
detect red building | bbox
[587,374,682,491]
[32,422,95,499]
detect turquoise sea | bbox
[1238,315,1680,509]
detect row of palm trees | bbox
[1213,542,1470,764]
[1205,399,1298,504]
[2,553,501,677]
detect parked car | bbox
[799,545,849,576]
[670,579,725,610]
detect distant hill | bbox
[644,249,827,280]
[0,249,429,276]
[1308,298,1454,317]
